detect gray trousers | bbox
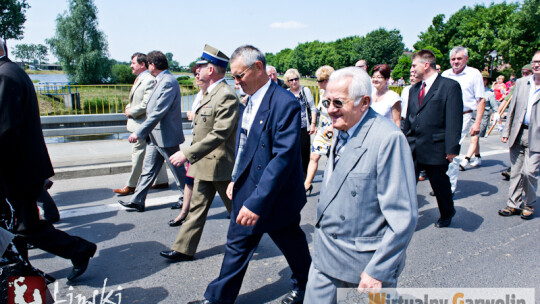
[507,128,539,209]
[304,264,398,304]
[127,137,168,187]
[130,142,186,206]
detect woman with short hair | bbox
[371,64,402,127]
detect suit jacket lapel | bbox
[129,75,143,101]
[317,109,375,222]
[235,83,275,179]
[417,74,441,112]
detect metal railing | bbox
[36,82,404,116]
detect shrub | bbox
[111,64,136,84]
[177,76,193,85]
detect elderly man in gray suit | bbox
[113,52,168,196]
[118,51,186,212]
[304,67,418,303]
[499,50,540,220]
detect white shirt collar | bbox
[155,70,168,82]
[206,77,225,94]
[422,72,438,94]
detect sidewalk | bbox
[47,134,193,180]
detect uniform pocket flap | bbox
[355,236,383,252]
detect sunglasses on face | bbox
[322,99,346,108]
[232,65,253,81]
[317,79,326,83]
[288,77,300,82]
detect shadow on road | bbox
[416,206,483,232]
[236,268,291,304]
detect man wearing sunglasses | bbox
[189,45,311,304]
[304,67,418,302]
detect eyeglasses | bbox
[322,99,347,108]
[193,72,199,77]
[531,60,540,65]
[288,77,300,83]
[232,65,253,81]
[322,95,364,109]
[316,79,326,83]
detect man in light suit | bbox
[160,44,238,261]
[304,67,418,303]
[113,52,168,196]
[118,51,186,212]
[498,51,540,220]
[402,50,463,228]
[188,45,311,304]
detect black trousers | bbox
[300,128,310,177]
[416,162,455,219]
[9,180,95,261]
[204,216,312,304]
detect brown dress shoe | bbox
[113,186,135,196]
[151,183,169,189]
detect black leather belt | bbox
[522,124,529,129]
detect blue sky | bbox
[13,0,514,65]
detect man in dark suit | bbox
[118,51,186,212]
[0,39,96,281]
[402,49,463,228]
[188,45,311,304]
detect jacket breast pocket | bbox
[198,108,214,127]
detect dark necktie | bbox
[334,131,349,166]
[418,82,426,105]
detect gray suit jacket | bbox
[314,108,418,284]
[126,71,155,132]
[135,70,184,148]
[503,76,540,152]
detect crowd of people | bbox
[1,36,538,304]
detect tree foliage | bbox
[353,28,405,72]
[391,54,412,81]
[414,2,528,71]
[11,43,48,66]
[165,52,180,71]
[110,64,135,84]
[0,0,29,40]
[47,0,110,84]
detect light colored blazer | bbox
[314,108,418,284]
[503,76,540,152]
[184,80,239,181]
[135,70,184,148]
[126,71,155,132]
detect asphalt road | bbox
[30,134,539,304]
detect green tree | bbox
[353,28,404,70]
[0,0,29,40]
[11,43,33,65]
[391,54,412,81]
[47,0,110,84]
[497,0,540,72]
[110,64,135,84]
[165,52,180,71]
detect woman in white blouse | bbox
[370,64,402,127]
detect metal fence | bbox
[36,82,404,116]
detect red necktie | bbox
[418,82,426,105]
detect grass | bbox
[25,69,64,75]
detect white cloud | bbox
[269,21,307,30]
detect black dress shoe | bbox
[68,243,97,281]
[170,202,183,209]
[435,210,456,228]
[187,300,215,304]
[281,289,305,304]
[168,217,186,227]
[159,250,194,261]
[118,200,144,212]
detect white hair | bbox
[231,45,266,69]
[266,65,276,73]
[450,46,468,58]
[328,67,371,106]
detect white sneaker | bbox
[470,156,482,167]
[459,158,469,171]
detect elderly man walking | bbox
[305,67,418,303]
